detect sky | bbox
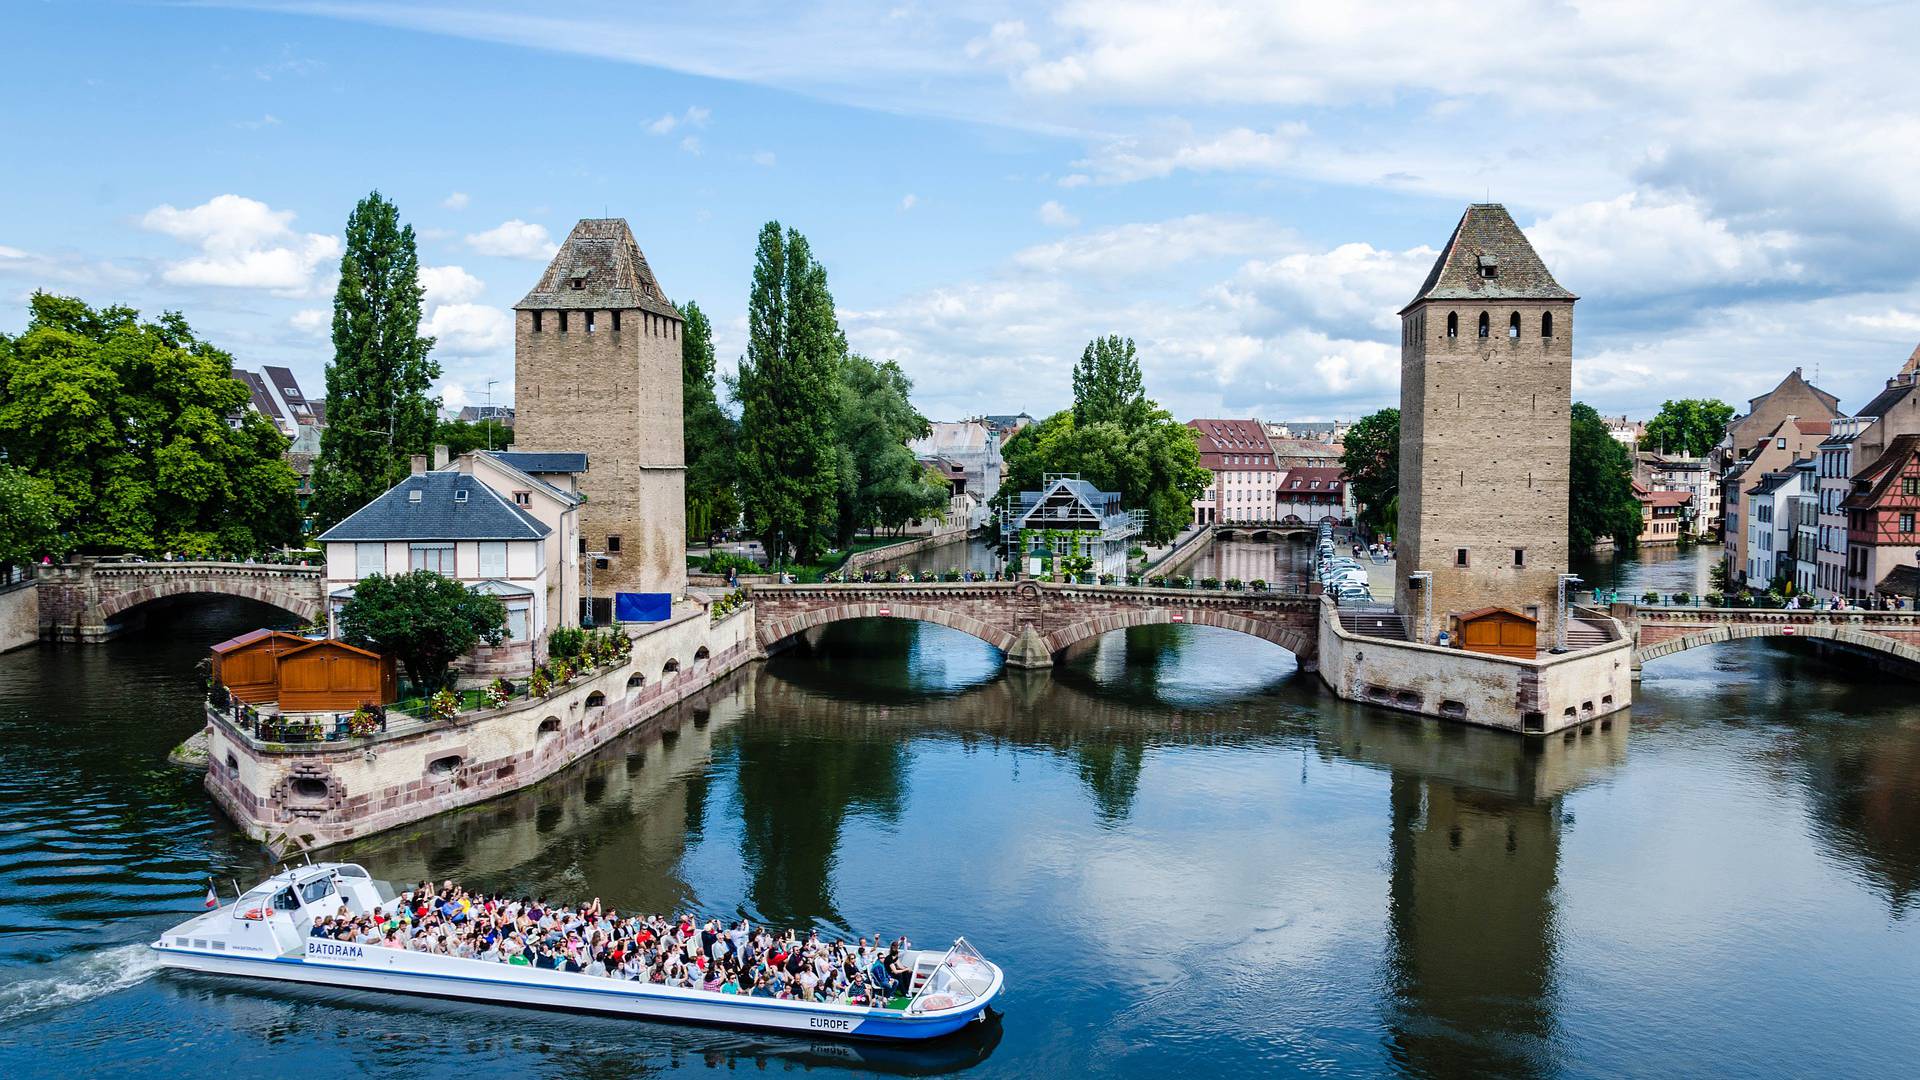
[6,0,1920,425]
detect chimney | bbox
[433,443,450,470]
[410,453,429,476]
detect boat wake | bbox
[0,942,162,1025]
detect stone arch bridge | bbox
[37,560,324,642]
[1624,604,1920,673]
[749,581,1321,668]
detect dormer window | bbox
[1477,254,1499,279]
[454,489,468,503]
[569,269,588,290]
[408,489,422,504]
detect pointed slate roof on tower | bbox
[1400,204,1576,313]
[515,218,679,319]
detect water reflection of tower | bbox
[1319,713,1629,1078]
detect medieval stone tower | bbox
[514,219,686,604]
[1394,205,1575,644]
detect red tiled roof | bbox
[1280,466,1345,493]
[1795,419,1832,435]
[1645,490,1692,508]
[1189,418,1276,470]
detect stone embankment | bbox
[0,577,37,654]
[203,601,756,852]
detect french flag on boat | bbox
[204,883,219,909]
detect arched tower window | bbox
[1508,312,1521,339]
[1477,312,1490,338]
[1446,312,1458,339]
[1542,311,1554,338]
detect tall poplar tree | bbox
[310,191,438,529]
[680,300,739,541]
[732,222,844,564]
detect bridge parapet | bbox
[1628,604,1920,667]
[37,560,325,642]
[747,579,1319,669]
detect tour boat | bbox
[152,862,1003,1041]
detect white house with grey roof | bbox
[317,453,583,672]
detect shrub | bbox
[427,689,461,724]
[1148,576,1167,588]
[1099,573,1116,585]
[1705,591,1724,607]
[698,552,761,577]
[485,678,513,708]
[1672,590,1691,606]
[1171,575,1192,589]
[1641,591,1661,605]
[1127,546,1146,559]
[1200,577,1221,589]
[548,626,588,661]
[1225,578,1243,590]
[1250,578,1268,591]
[529,668,552,697]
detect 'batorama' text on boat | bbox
[152,862,1002,1041]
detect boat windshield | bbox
[906,938,994,1014]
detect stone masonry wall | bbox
[1398,299,1574,643]
[752,581,1319,663]
[0,581,37,654]
[203,604,752,850]
[1321,599,1630,734]
[513,307,687,600]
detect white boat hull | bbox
[153,939,999,1041]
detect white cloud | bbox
[751,150,777,167]
[0,243,144,289]
[420,264,486,305]
[679,135,703,155]
[900,193,918,211]
[465,219,556,260]
[424,301,513,357]
[139,194,339,294]
[442,191,470,210]
[1012,214,1292,276]
[647,105,711,136]
[844,213,1421,421]
[1038,200,1079,228]
[289,308,329,335]
[1074,121,1309,184]
[234,114,280,130]
[1527,192,1802,297]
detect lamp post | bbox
[484,380,498,451]
[583,549,605,628]
[1555,573,1583,653]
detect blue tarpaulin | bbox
[614,592,672,622]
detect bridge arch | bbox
[758,602,1020,656]
[94,575,320,627]
[1044,606,1315,659]
[1636,621,1920,668]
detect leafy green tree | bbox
[337,570,507,692]
[0,463,63,568]
[0,293,298,555]
[310,191,439,529]
[431,417,515,456]
[1641,398,1735,457]
[732,222,844,564]
[1570,402,1643,550]
[1341,408,1401,535]
[680,300,739,541]
[1072,334,1148,429]
[1002,359,1210,548]
[834,354,946,539]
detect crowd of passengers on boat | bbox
[306,880,923,1005]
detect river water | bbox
[2,562,1917,1078]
